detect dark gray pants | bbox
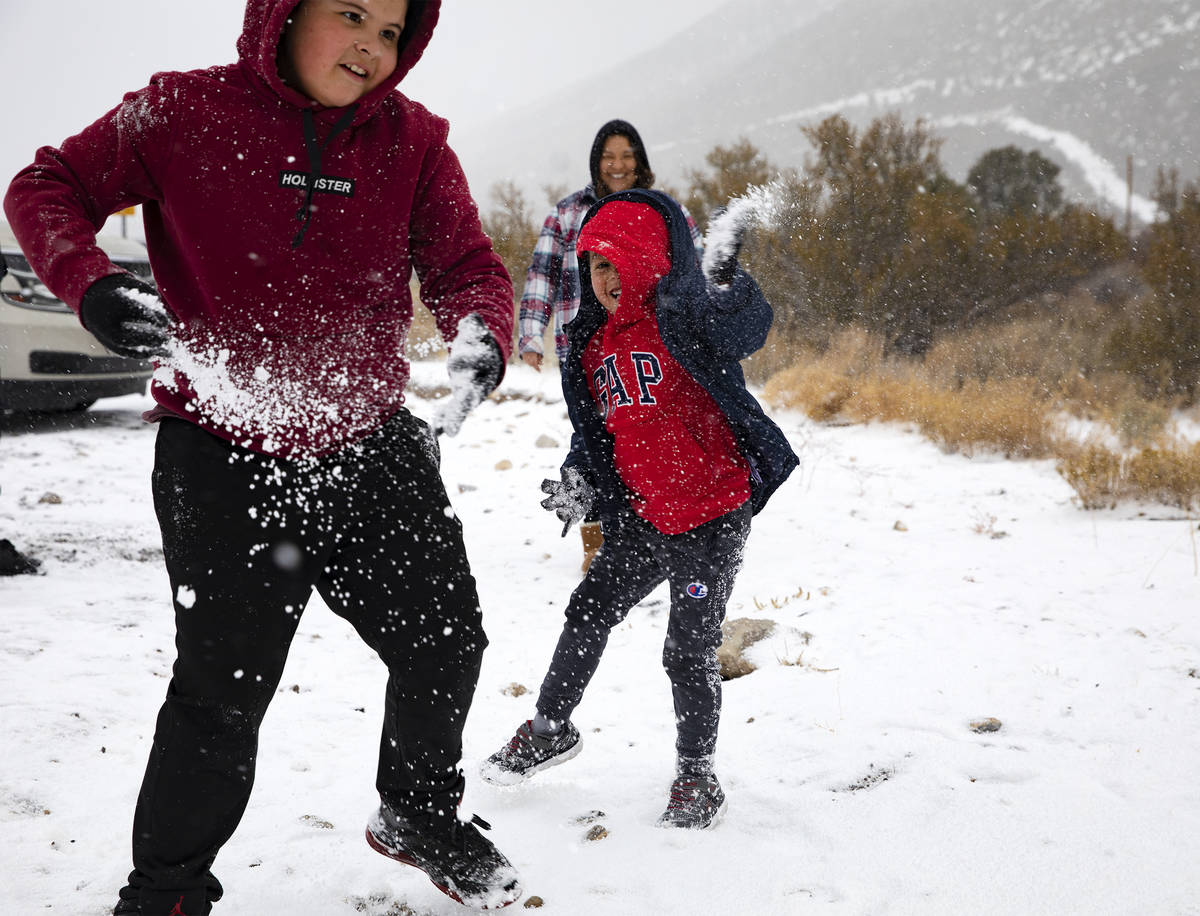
[536,503,751,761]
[120,410,486,914]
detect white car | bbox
[1,221,155,411]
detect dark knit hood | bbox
[237,0,439,125]
[588,119,654,196]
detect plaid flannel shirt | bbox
[518,184,703,363]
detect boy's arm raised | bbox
[662,266,774,364]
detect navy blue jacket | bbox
[560,188,798,525]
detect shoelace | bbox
[414,809,492,856]
[507,721,556,759]
[445,813,494,857]
[506,721,535,752]
[666,778,711,811]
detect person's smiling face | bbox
[279,0,408,107]
[590,254,622,314]
[598,135,638,195]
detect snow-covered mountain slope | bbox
[453,0,1199,222]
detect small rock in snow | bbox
[970,717,1003,733]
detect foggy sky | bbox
[0,0,729,189]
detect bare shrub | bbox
[1056,441,1200,511]
[1124,444,1200,511]
[1056,444,1124,509]
[764,325,1056,456]
[908,377,1056,458]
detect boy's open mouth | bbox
[342,63,368,79]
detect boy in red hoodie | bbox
[5,1,519,912]
[481,191,798,829]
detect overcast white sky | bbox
[0,0,729,190]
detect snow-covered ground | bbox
[2,362,1199,915]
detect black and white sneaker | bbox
[479,719,582,786]
[655,773,727,829]
[366,805,521,908]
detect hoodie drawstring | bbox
[292,105,358,249]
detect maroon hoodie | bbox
[3,0,512,458]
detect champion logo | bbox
[686,582,708,599]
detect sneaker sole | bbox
[478,736,583,787]
[365,827,520,909]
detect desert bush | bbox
[1124,444,1200,510]
[763,325,1058,457]
[968,146,1063,215]
[1056,444,1125,509]
[682,121,1125,359]
[480,180,539,307]
[683,138,775,233]
[907,377,1056,458]
[1106,184,1200,401]
[1056,441,1200,511]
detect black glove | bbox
[79,274,171,359]
[434,314,503,437]
[540,466,596,536]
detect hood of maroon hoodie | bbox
[237,0,439,126]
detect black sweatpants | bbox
[535,503,751,762]
[121,410,486,912]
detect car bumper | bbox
[0,303,152,410]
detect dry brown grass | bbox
[1055,444,1126,510]
[763,327,1058,457]
[764,319,1200,509]
[1056,441,1200,511]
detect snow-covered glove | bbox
[707,206,745,286]
[433,313,502,437]
[540,466,595,536]
[79,274,172,359]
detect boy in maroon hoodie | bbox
[480,191,798,829]
[5,1,520,912]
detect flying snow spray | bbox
[700,177,794,286]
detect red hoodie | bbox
[3,0,511,458]
[576,202,750,535]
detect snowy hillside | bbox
[3,363,1199,914]
[453,0,1200,221]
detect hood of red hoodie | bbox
[576,200,672,328]
[236,0,440,125]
